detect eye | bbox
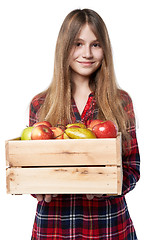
[75,42,82,47]
[92,42,101,48]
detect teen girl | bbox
[29,8,140,240]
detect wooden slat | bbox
[116,133,122,165]
[6,166,118,194]
[6,135,121,167]
[117,166,123,195]
[5,140,9,166]
[116,133,122,195]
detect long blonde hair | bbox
[37,9,134,150]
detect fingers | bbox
[86,194,103,200]
[86,194,94,200]
[44,194,52,203]
[36,194,44,202]
[36,194,102,202]
[36,194,53,202]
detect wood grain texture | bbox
[6,133,122,195]
[6,134,121,167]
[6,166,118,194]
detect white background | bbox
[0,0,160,239]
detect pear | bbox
[63,132,70,139]
[65,128,96,139]
[66,123,86,129]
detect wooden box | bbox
[5,133,122,195]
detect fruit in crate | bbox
[87,119,103,130]
[20,120,117,140]
[92,120,118,138]
[50,127,64,139]
[21,127,34,140]
[31,125,54,140]
[65,128,96,139]
[63,132,70,139]
[33,121,52,128]
[66,123,86,128]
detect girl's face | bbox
[69,24,104,80]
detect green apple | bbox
[21,127,34,140]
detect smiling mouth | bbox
[77,61,95,66]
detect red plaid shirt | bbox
[29,91,140,240]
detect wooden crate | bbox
[5,133,122,195]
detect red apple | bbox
[92,120,118,138]
[33,121,52,128]
[50,127,64,139]
[31,125,54,140]
[87,119,103,130]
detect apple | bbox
[21,127,34,140]
[87,119,103,130]
[50,127,64,139]
[92,120,118,138]
[31,125,54,140]
[33,121,52,128]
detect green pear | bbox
[66,123,86,128]
[65,128,96,139]
[63,132,70,139]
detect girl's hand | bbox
[35,194,103,201]
[86,194,103,200]
[36,194,57,202]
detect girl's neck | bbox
[71,73,91,97]
[71,76,92,115]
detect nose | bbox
[82,45,93,59]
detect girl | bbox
[29,9,140,240]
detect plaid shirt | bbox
[29,91,140,240]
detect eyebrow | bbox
[74,38,99,42]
